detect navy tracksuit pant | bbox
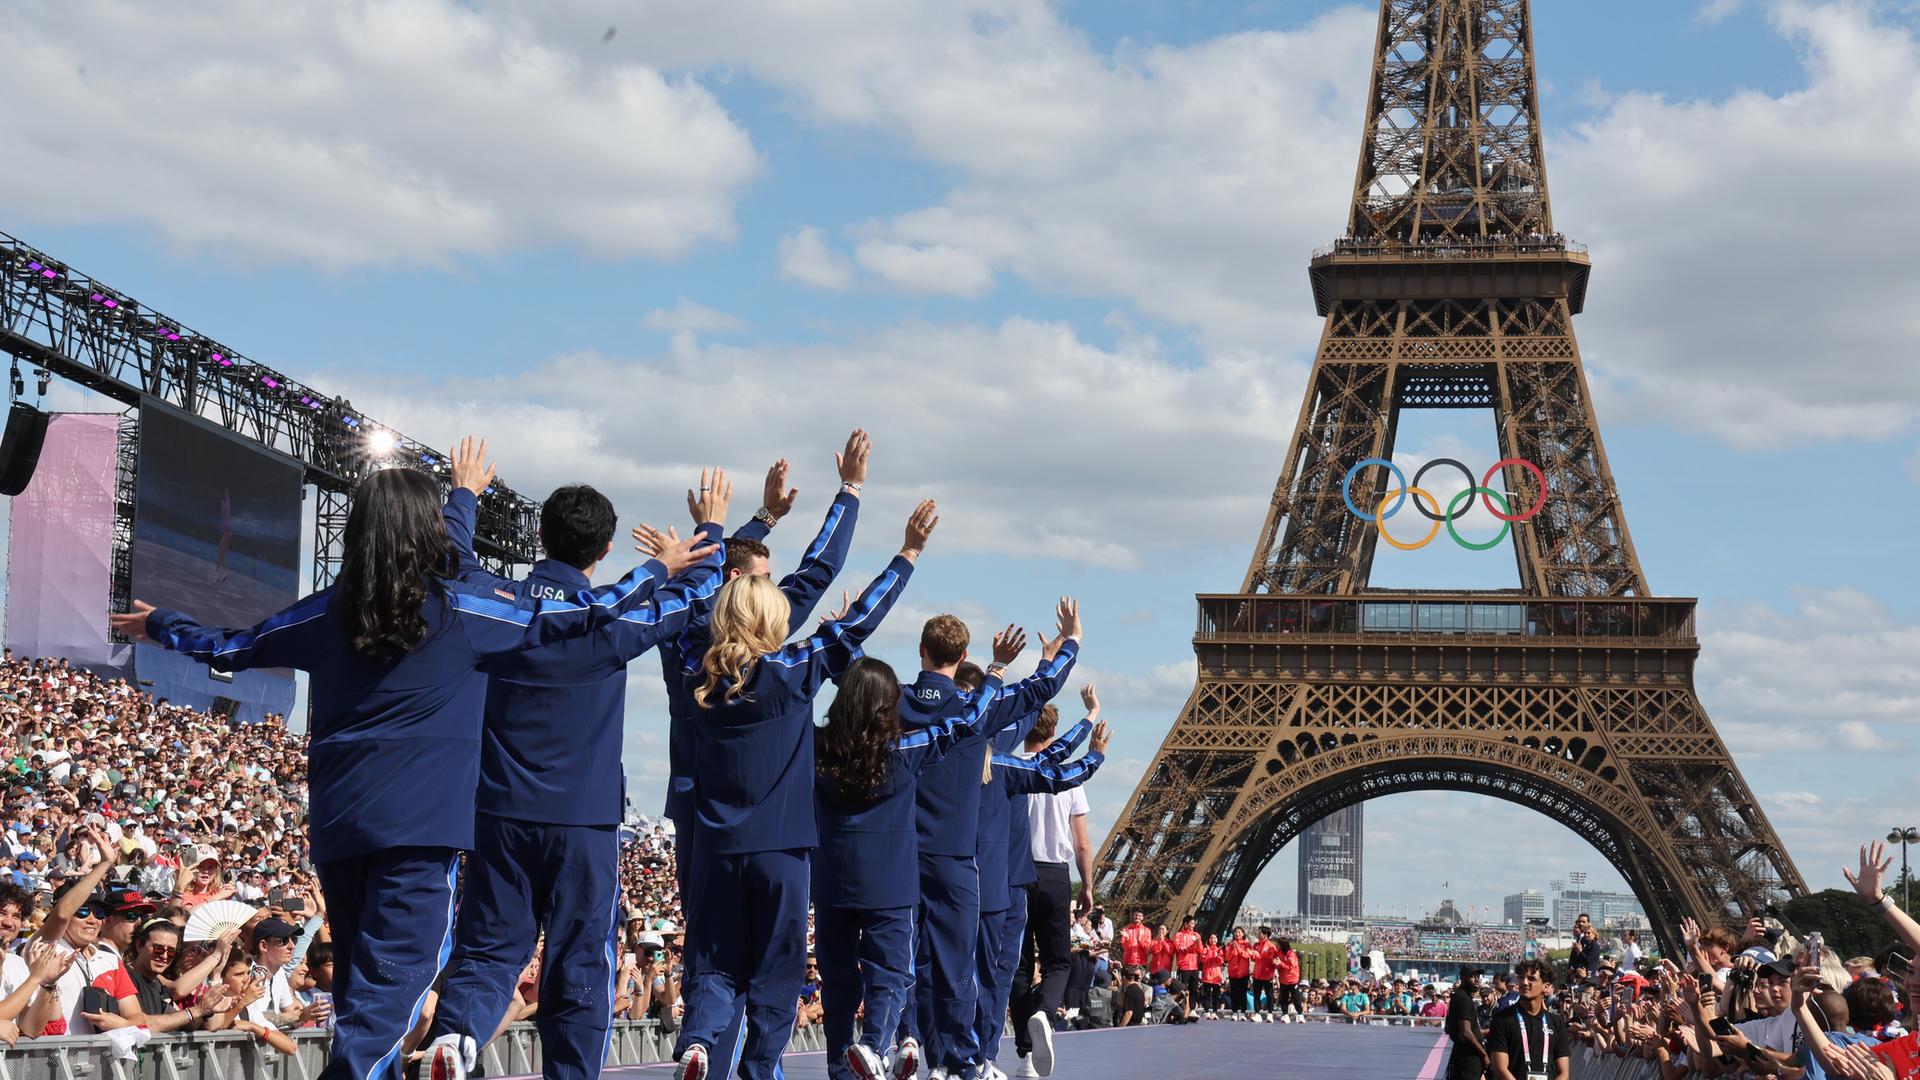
[817,905,914,1080]
[433,815,621,1080]
[677,849,809,1080]
[671,820,749,1076]
[972,893,1027,1067]
[316,848,460,1080]
[912,854,981,1070]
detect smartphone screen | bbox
[1694,972,1714,991]
[1710,1017,1736,1037]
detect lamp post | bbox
[1887,828,1920,910]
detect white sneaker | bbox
[674,1044,708,1080]
[1026,1013,1054,1078]
[984,1065,1009,1080]
[1011,1056,1040,1078]
[848,1044,887,1080]
[428,1034,474,1080]
[892,1037,922,1080]
[929,1069,950,1080]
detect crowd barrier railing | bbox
[0,1022,832,1080]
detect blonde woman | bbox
[673,501,938,1080]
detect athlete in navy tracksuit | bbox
[899,610,1080,1077]
[659,449,864,1076]
[970,714,1096,1077]
[674,500,929,1080]
[116,468,717,1080]
[813,664,1005,1080]
[426,478,725,1080]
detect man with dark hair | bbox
[902,601,1081,1080]
[430,441,727,1080]
[1486,960,1567,1080]
[1445,968,1488,1080]
[636,433,869,1080]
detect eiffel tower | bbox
[1093,0,1804,949]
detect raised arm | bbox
[983,599,1082,730]
[1002,719,1109,794]
[785,500,935,695]
[1037,684,1101,764]
[456,524,724,661]
[1845,841,1920,960]
[776,431,868,632]
[443,435,517,590]
[115,591,332,674]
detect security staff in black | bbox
[1485,960,1568,1080]
[1444,967,1488,1080]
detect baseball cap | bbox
[193,844,220,866]
[253,917,298,942]
[1461,967,1486,980]
[98,887,156,916]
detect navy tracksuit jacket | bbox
[432,491,724,1080]
[674,554,911,1080]
[141,547,710,1080]
[812,675,1005,1080]
[898,641,1079,1070]
[971,718,1097,1068]
[661,494,857,1074]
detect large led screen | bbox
[132,402,302,721]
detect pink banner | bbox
[6,413,121,669]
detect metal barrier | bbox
[0,1021,831,1080]
[1572,1045,1662,1080]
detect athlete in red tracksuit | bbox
[1199,935,1226,1012]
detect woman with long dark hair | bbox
[116,463,722,1080]
[671,500,935,1080]
[1275,934,1303,1022]
[813,656,1003,1080]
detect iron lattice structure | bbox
[0,231,540,589]
[1095,0,1804,952]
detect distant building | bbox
[1552,889,1647,930]
[1299,804,1364,921]
[1504,890,1548,926]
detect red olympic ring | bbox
[1480,458,1547,523]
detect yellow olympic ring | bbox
[1374,487,1443,550]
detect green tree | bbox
[1783,889,1893,961]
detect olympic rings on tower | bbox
[1339,457,1547,551]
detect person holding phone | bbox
[1485,960,1568,1080]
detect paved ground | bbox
[590,1020,1455,1079]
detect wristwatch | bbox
[753,507,779,529]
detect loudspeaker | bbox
[0,403,50,497]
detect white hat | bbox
[193,843,221,866]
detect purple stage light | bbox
[212,352,233,367]
[261,376,280,389]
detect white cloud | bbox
[0,0,759,268]
[1700,588,1920,754]
[1556,3,1920,447]
[1697,0,1747,24]
[539,0,1920,450]
[853,241,995,298]
[777,227,854,291]
[350,315,1305,570]
[641,297,747,335]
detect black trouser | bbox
[1013,862,1073,1055]
[1251,978,1274,1011]
[1227,976,1250,1012]
[1199,982,1222,1010]
[1443,1045,1486,1080]
[1276,981,1302,1013]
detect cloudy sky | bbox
[4,0,1919,921]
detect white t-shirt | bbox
[0,951,28,998]
[49,941,121,1034]
[1026,775,1088,866]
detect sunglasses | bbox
[72,905,104,919]
[147,943,177,958]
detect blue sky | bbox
[4,0,1919,922]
